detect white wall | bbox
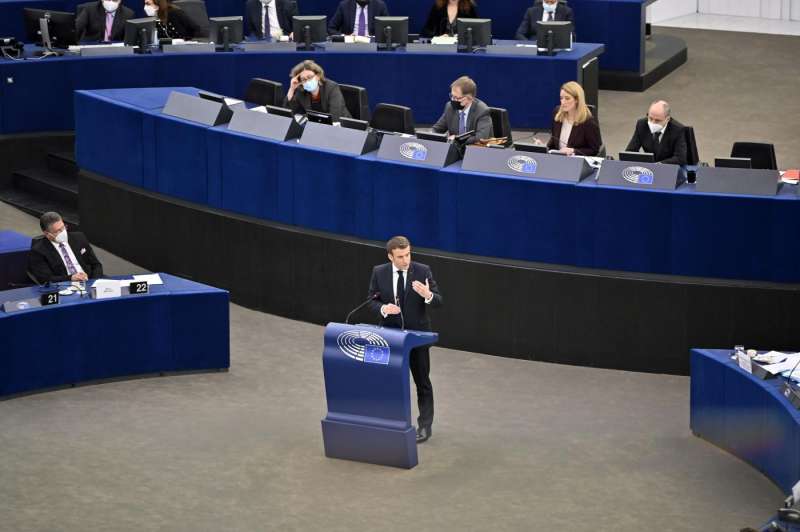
[648,0,698,23]
[699,0,799,19]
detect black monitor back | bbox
[416,131,448,143]
[209,16,243,44]
[23,9,76,47]
[715,157,752,169]
[124,18,156,47]
[619,151,655,163]
[375,16,408,46]
[537,21,573,51]
[293,16,326,47]
[266,105,294,118]
[340,117,369,131]
[457,18,491,48]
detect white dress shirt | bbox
[380,265,433,317]
[262,2,282,38]
[353,4,368,35]
[542,7,556,22]
[50,239,85,275]
[559,119,573,150]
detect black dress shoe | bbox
[416,426,432,444]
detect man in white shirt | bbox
[28,212,104,284]
[515,0,575,41]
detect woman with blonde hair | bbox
[546,81,602,156]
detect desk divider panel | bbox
[377,135,460,168]
[462,146,593,183]
[596,160,683,191]
[695,167,781,197]
[298,122,378,156]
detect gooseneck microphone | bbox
[395,296,405,330]
[345,292,380,325]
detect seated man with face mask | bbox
[28,211,104,284]
[245,0,297,40]
[75,0,135,42]
[625,100,688,165]
[431,76,493,145]
[327,0,390,37]
[515,0,574,41]
[283,59,352,122]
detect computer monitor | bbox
[292,16,326,50]
[266,105,294,118]
[416,131,448,143]
[374,16,408,49]
[124,18,156,50]
[209,16,243,51]
[514,142,547,154]
[306,111,333,125]
[23,8,77,48]
[457,18,491,52]
[715,157,752,169]
[537,21,573,55]
[619,151,656,163]
[340,117,369,131]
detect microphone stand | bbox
[345,293,379,325]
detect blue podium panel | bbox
[690,349,800,494]
[321,323,438,468]
[0,273,230,397]
[0,230,31,289]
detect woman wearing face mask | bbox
[546,81,602,156]
[327,0,390,37]
[75,0,135,42]
[143,0,202,40]
[283,60,352,122]
[421,0,478,38]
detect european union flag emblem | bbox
[639,173,654,185]
[364,345,391,365]
[413,150,426,160]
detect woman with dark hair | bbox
[143,0,202,40]
[283,59,352,121]
[421,0,478,38]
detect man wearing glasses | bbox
[430,76,493,145]
[28,211,104,284]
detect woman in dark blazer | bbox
[421,0,478,38]
[144,0,202,40]
[546,81,602,156]
[283,60,352,122]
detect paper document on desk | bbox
[133,274,164,285]
[760,354,800,375]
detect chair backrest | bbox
[730,142,777,170]
[244,78,285,107]
[370,103,415,134]
[338,83,370,121]
[76,1,94,16]
[172,0,211,38]
[684,125,699,166]
[587,103,599,124]
[488,107,512,146]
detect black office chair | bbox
[730,142,778,170]
[172,0,211,38]
[370,103,415,134]
[339,84,370,121]
[684,125,699,166]
[488,107,512,147]
[243,78,285,107]
[587,103,599,124]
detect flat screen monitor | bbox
[457,18,491,51]
[293,15,326,50]
[23,8,77,48]
[209,16,243,48]
[124,17,156,48]
[198,91,227,104]
[514,142,547,154]
[536,21,573,53]
[416,131,448,143]
[619,151,656,163]
[266,105,294,118]
[306,111,333,125]
[375,16,408,48]
[715,157,752,169]
[340,117,369,131]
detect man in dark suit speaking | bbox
[328,0,389,36]
[625,100,688,166]
[515,0,574,41]
[431,76,493,145]
[28,211,103,284]
[368,236,443,443]
[75,0,135,42]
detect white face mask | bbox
[260,0,272,4]
[103,0,119,12]
[144,4,158,17]
[543,2,557,12]
[648,120,665,134]
[53,229,68,244]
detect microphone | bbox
[782,354,800,409]
[395,296,405,330]
[345,292,380,325]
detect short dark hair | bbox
[386,236,410,254]
[39,211,62,232]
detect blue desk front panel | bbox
[1,43,603,134]
[690,349,800,494]
[75,88,800,283]
[0,230,31,289]
[0,273,230,397]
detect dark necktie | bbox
[548,11,553,22]
[396,270,405,308]
[263,5,270,38]
[653,131,662,146]
[458,110,466,135]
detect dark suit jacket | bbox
[76,1,135,42]
[515,4,574,40]
[283,78,352,121]
[625,117,688,166]
[156,8,202,40]
[367,261,443,331]
[547,109,602,156]
[431,97,493,145]
[421,3,478,37]
[28,232,104,284]
[245,0,297,39]
[327,0,389,36]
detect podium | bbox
[321,322,439,469]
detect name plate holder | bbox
[405,43,457,53]
[596,160,683,191]
[298,122,378,156]
[461,146,593,183]
[485,45,538,56]
[241,41,296,52]
[1,290,59,313]
[227,109,303,141]
[80,46,135,57]
[162,91,233,126]
[91,279,122,300]
[377,135,460,168]
[162,42,216,54]
[321,42,378,53]
[695,167,780,197]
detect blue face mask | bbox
[543,2,557,12]
[302,77,319,93]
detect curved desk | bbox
[691,349,800,494]
[0,273,230,398]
